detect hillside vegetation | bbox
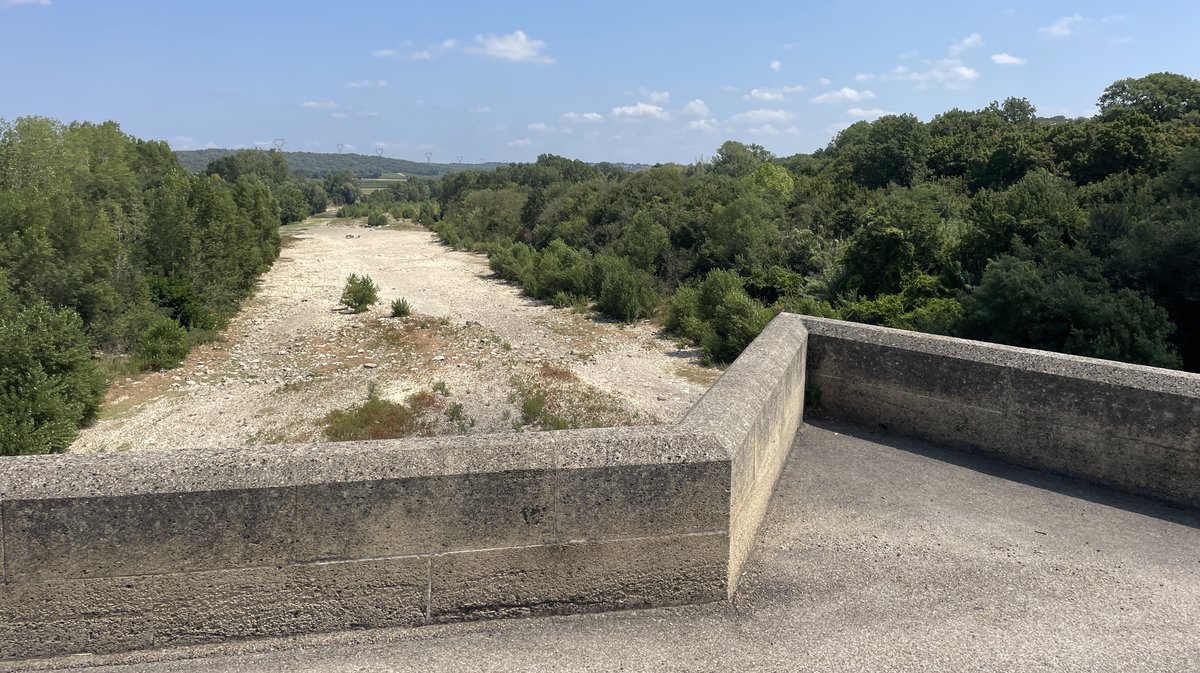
[176,149,506,179]
[0,120,310,454]
[428,73,1200,373]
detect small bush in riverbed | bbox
[390,297,411,317]
[322,383,440,441]
[340,274,378,313]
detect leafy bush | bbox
[703,290,773,365]
[595,256,658,322]
[340,274,379,313]
[666,285,701,334]
[133,317,190,371]
[366,210,387,227]
[391,297,412,317]
[0,300,106,455]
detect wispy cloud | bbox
[371,48,401,58]
[611,102,669,120]
[811,87,875,103]
[686,118,717,131]
[681,99,710,117]
[769,60,782,71]
[819,77,832,86]
[949,32,983,55]
[346,80,387,88]
[1040,14,1085,38]
[507,138,533,146]
[745,85,806,102]
[469,30,553,64]
[1,0,51,7]
[991,53,1027,65]
[528,122,571,134]
[854,73,876,82]
[302,100,339,109]
[645,89,670,103]
[730,109,794,123]
[891,60,979,89]
[562,111,604,122]
[847,107,896,119]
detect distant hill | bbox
[175,149,506,179]
[176,149,651,179]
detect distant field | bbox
[360,176,407,193]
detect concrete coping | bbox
[801,316,1200,397]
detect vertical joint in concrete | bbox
[424,557,433,626]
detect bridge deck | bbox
[10,420,1199,672]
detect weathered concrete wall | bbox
[0,428,731,659]
[683,313,808,594]
[0,315,812,661]
[802,317,1200,509]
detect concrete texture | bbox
[11,420,1196,673]
[802,317,1200,508]
[683,313,807,594]
[0,425,737,659]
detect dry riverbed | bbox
[71,219,719,452]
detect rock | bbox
[433,355,446,362]
[363,363,378,369]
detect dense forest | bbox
[0,121,327,455]
[426,73,1200,372]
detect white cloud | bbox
[991,52,1027,65]
[441,39,458,49]
[611,102,669,120]
[891,60,979,89]
[346,79,387,88]
[854,73,876,82]
[410,50,432,60]
[769,60,782,71]
[949,33,983,54]
[1040,14,1084,38]
[302,100,339,109]
[562,111,604,122]
[731,109,794,123]
[747,88,785,102]
[686,118,717,131]
[527,122,570,133]
[330,112,350,119]
[357,111,380,117]
[470,106,492,113]
[847,107,897,119]
[682,99,710,117]
[1,0,51,7]
[469,30,554,64]
[1109,35,1135,46]
[507,138,532,146]
[749,124,780,136]
[819,77,832,86]
[371,48,400,58]
[646,90,670,103]
[811,87,875,103]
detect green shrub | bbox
[390,297,412,317]
[552,291,588,310]
[595,255,658,322]
[134,317,190,371]
[666,285,701,334]
[340,274,379,313]
[702,290,772,365]
[323,384,438,441]
[366,210,387,227]
[0,300,106,455]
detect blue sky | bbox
[1,0,1197,164]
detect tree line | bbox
[0,120,326,455]
[430,73,1200,372]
